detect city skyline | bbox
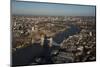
[12,0,96,16]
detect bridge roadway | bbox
[12,39,60,66]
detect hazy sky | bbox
[12,0,96,16]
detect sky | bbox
[11,0,96,16]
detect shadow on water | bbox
[12,24,80,66]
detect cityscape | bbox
[12,0,96,66]
[12,15,96,66]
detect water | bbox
[53,25,80,44]
[12,24,80,66]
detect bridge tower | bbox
[48,37,53,47]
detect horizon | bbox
[12,0,96,16]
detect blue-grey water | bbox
[53,25,80,44]
[12,24,80,66]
